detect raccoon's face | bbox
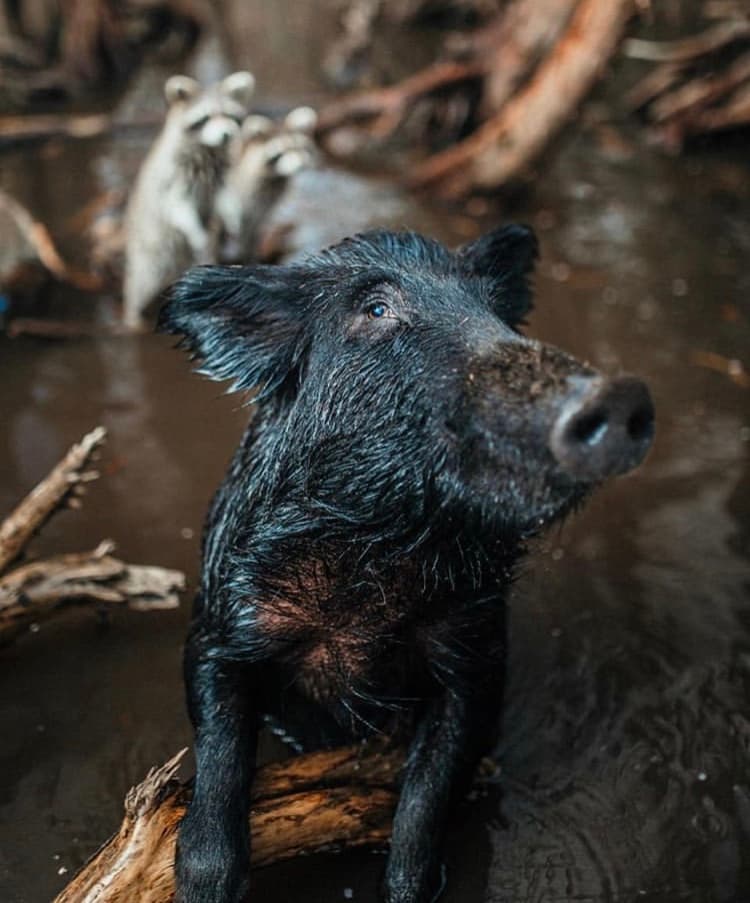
[164,72,256,149]
[238,106,319,178]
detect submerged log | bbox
[55,744,405,903]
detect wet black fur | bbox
[160,225,600,903]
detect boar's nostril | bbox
[571,409,608,447]
[626,405,655,444]
[550,376,654,482]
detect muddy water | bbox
[1,8,750,903]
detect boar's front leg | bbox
[175,622,259,903]
[383,683,501,903]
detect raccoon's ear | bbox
[221,71,256,107]
[241,114,273,143]
[165,75,200,105]
[284,106,318,134]
[457,224,539,325]
[158,265,307,399]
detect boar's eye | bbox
[349,287,403,338]
[366,301,390,319]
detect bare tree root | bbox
[318,0,576,146]
[55,743,405,903]
[625,12,750,150]
[318,0,634,195]
[411,0,636,194]
[623,19,750,64]
[0,0,204,107]
[317,58,487,139]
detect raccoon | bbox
[217,106,318,264]
[122,71,255,330]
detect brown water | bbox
[1,6,749,902]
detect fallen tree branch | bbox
[0,540,184,646]
[411,0,635,193]
[55,743,406,903]
[0,426,106,576]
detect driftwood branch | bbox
[55,743,406,903]
[0,541,185,646]
[0,427,186,643]
[0,426,106,576]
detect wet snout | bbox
[549,376,654,481]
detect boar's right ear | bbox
[457,224,539,325]
[158,265,306,399]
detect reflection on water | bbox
[0,7,749,903]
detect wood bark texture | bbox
[55,744,406,903]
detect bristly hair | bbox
[312,229,454,273]
[456,223,539,326]
[158,264,308,399]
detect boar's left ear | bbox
[158,265,306,399]
[457,224,539,325]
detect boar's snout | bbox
[549,375,654,481]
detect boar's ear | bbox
[457,224,539,325]
[158,265,306,399]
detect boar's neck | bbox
[201,412,524,615]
